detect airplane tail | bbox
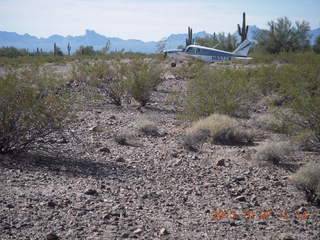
[232,39,252,56]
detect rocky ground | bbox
[0,66,319,240]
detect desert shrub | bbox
[292,131,320,152]
[0,69,74,153]
[253,141,293,165]
[184,114,253,149]
[291,162,320,205]
[173,59,205,80]
[136,120,159,136]
[250,53,320,150]
[124,58,162,106]
[114,130,135,145]
[254,17,310,54]
[253,65,280,96]
[274,59,320,148]
[183,66,256,119]
[314,36,320,54]
[87,60,128,105]
[70,60,129,105]
[183,129,210,152]
[75,46,97,56]
[255,113,289,133]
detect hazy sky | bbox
[1,0,319,41]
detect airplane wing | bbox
[233,57,253,60]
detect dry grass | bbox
[253,141,293,165]
[291,162,320,205]
[184,114,253,150]
[114,130,135,145]
[255,113,287,133]
[136,120,159,136]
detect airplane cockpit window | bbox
[186,47,194,53]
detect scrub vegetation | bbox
[1,15,320,239]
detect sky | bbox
[1,0,319,42]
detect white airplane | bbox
[164,39,252,63]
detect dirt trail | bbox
[1,70,319,240]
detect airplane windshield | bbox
[186,47,193,53]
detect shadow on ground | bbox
[0,152,143,179]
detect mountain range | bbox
[0,26,319,54]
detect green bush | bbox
[83,60,128,105]
[274,57,320,148]
[0,68,74,153]
[291,162,320,205]
[254,17,310,53]
[125,58,162,106]
[183,66,256,119]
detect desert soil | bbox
[0,66,319,240]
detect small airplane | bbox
[164,39,252,63]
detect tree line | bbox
[185,15,320,54]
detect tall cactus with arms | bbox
[238,12,249,42]
[186,26,193,47]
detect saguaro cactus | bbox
[186,26,193,47]
[67,42,71,56]
[238,12,249,42]
[53,43,57,56]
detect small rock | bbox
[216,159,225,167]
[6,203,14,209]
[84,189,98,196]
[229,221,238,226]
[159,228,169,235]
[258,186,267,191]
[99,147,111,153]
[257,220,267,225]
[235,196,246,202]
[133,228,143,234]
[116,157,125,163]
[90,126,104,132]
[57,137,68,144]
[272,181,283,187]
[109,115,116,120]
[171,152,178,158]
[279,233,295,240]
[121,232,129,238]
[234,176,245,182]
[250,195,257,202]
[47,200,56,208]
[46,233,59,240]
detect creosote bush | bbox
[184,114,253,150]
[291,162,320,205]
[0,69,74,153]
[183,66,256,119]
[253,141,293,165]
[125,58,163,106]
[91,60,128,106]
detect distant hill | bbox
[0,30,158,54]
[308,28,320,45]
[0,26,319,54]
